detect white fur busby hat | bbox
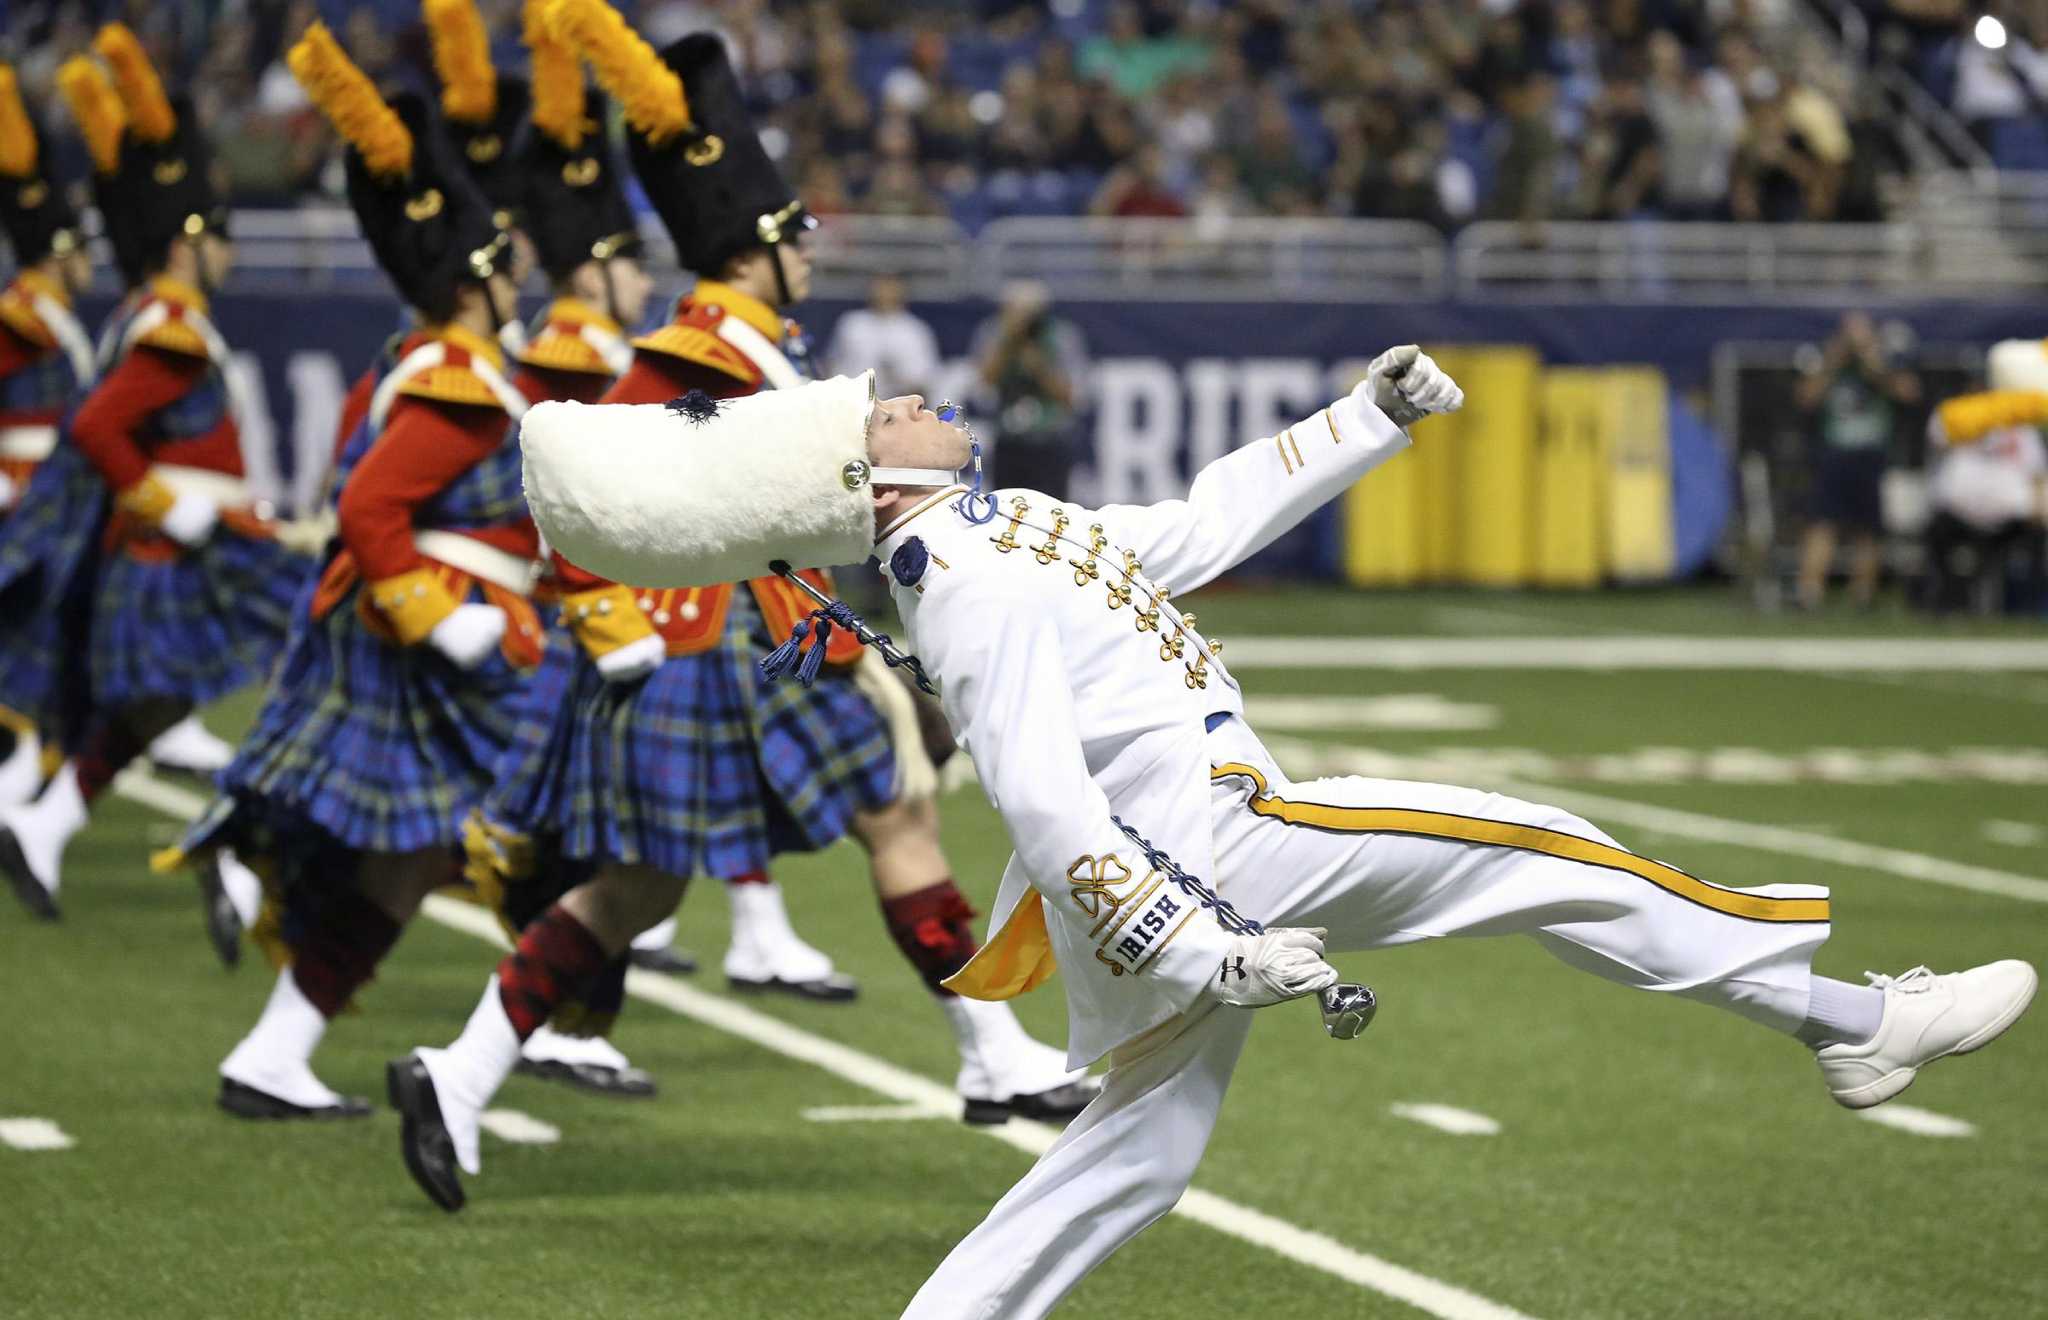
[1987,338,2048,393]
[522,371,881,587]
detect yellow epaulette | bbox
[519,328,612,376]
[629,322,761,384]
[395,362,507,410]
[133,316,210,359]
[1935,390,2048,446]
[0,288,51,348]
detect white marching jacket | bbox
[880,390,1412,1065]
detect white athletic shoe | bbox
[147,714,234,775]
[1817,961,2038,1109]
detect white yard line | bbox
[1982,820,2045,848]
[1389,1103,1502,1136]
[112,772,1536,1320]
[803,1104,952,1123]
[1490,780,2048,907]
[1260,737,2048,906]
[479,1108,562,1145]
[1854,1105,1976,1138]
[1244,694,1500,732]
[0,1118,75,1151]
[1223,636,2048,671]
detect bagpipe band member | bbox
[1,26,305,921]
[518,355,2036,1320]
[0,61,97,810]
[159,22,542,1120]
[382,3,1094,1215]
[464,0,664,1098]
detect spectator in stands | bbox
[1575,71,1663,219]
[863,158,947,218]
[1730,93,1834,221]
[1079,1,1210,99]
[827,273,943,399]
[1231,90,1317,213]
[1090,144,1187,218]
[1793,312,1923,610]
[1951,8,2048,153]
[1490,73,1563,230]
[971,280,1088,500]
[1836,83,1913,222]
[1647,32,1741,220]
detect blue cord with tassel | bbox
[758,563,938,695]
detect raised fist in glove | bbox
[159,490,221,547]
[1207,927,1340,1009]
[1363,344,1464,429]
[595,632,666,684]
[427,602,508,670]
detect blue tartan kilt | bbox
[0,445,108,735]
[202,580,534,855]
[483,590,895,879]
[90,529,304,707]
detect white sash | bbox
[367,340,530,435]
[30,294,96,387]
[413,528,542,594]
[713,314,803,391]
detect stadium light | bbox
[1975,14,2008,49]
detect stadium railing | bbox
[74,202,2048,303]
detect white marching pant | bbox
[902,718,1832,1319]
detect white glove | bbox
[853,647,939,803]
[0,470,16,510]
[1207,927,1339,1009]
[427,602,508,670]
[594,632,666,684]
[158,490,221,546]
[1363,344,1464,429]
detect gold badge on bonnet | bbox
[153,159,188,185]
[683,134,724,167]
[562,157,600,187]
[404,189,445,222]
[17,181,46,208]
[465,134,502,163]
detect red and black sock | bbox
[496,903,608,1040]
[289,885,404,1018]
[727,870,770,886]
[880,880,980,997]
[72,718,155,804]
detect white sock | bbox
[217,847,264,928]
[724,881,833,980]
[220,969,341,1107]
[419,976,522,1175]
[940,995,1072,1099]
[1797,975,1886,1049]
[631,915,678,952]
[5,762,88,893]
[0,726,40,808]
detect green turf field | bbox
[4,585,2045,1319]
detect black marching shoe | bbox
[514,1057,658,1098]
[628,944,699,976]
[726,969,860,1002]
[0,826,57,921]
[217,1076,371,1120]
[388,1056,465,1212]
[962,1078,1102,1127]
[195,858,242,968]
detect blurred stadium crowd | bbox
[7,0,2044,233]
